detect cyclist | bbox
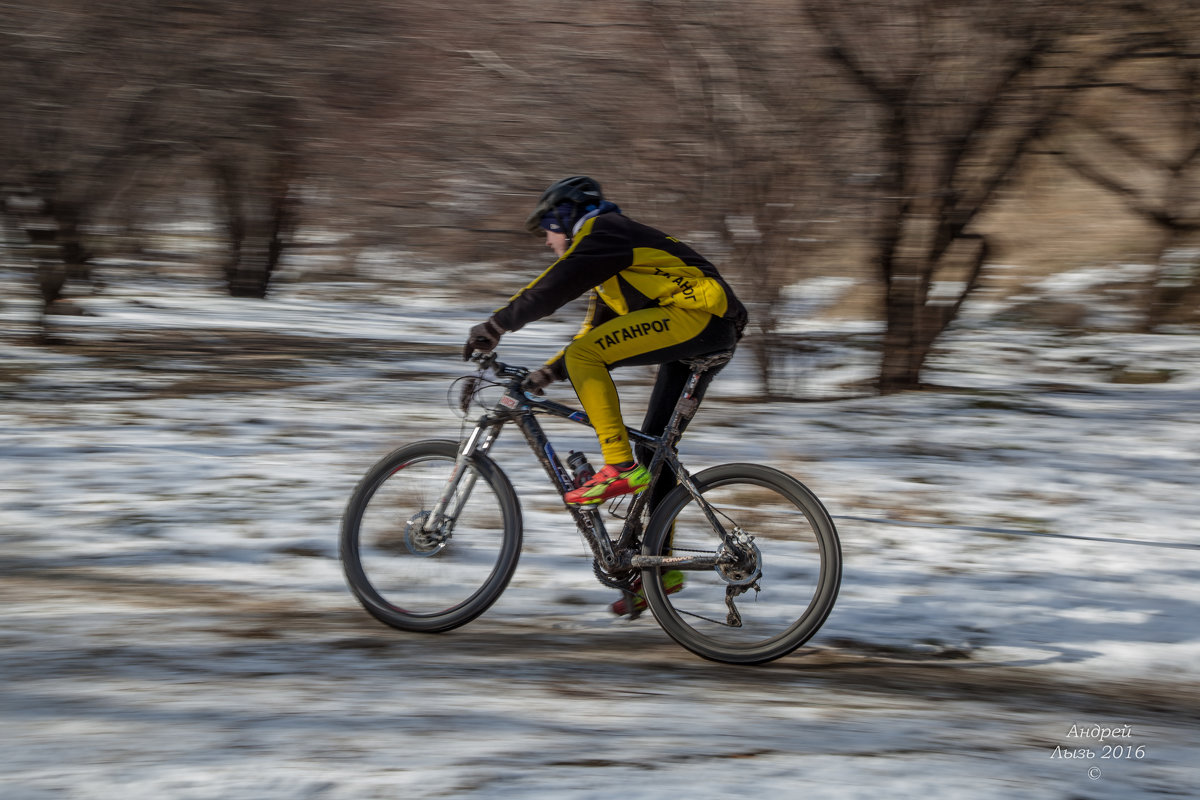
[464,177,747,612]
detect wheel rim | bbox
[352,455,511,618]
[652,475,837,656]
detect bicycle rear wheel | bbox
[340,439,522,633]
[641,463,841,664]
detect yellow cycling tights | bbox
[563,305,726,465]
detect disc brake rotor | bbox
[714,534,762,587]
[404,511,448,557]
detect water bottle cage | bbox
[567,450,595,488]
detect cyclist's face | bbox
[545,230,568,257]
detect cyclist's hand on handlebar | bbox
[463,318,504,360]
[521,365,558,396]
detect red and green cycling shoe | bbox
[564,461,651,506]
[611,570,685,616]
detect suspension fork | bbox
[421,418,502,533]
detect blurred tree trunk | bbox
[1147,233,1200,326]
[3,180,93,310]
[211,137,296,299]
[807,1,1094,392]
[1,0,390,318]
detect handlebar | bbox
[468,351,529,382]
[459,351,530,416]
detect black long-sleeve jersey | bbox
[492,212,748,357]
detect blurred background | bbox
[4,0,1200,396]
[4,5,1200,798]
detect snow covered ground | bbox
[1,261,1198,799]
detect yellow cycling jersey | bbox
[492,212,747,339]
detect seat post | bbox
[660,350,734,449]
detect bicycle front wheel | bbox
[641,463,841,664]
[340,439,522,633]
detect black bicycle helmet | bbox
[524,176,604,234]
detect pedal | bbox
[624,589,645,620]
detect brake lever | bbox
[469,351,497,367]
[458,375,480,414]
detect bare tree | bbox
[642,0,850,397]
[10,0,1192,357]
[1046,1,1200,329]
[805,0,1102,392]
[0,3,146,313]
[0,0,404,316]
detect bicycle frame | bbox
[427,354,736,579]
[342,348,841,659]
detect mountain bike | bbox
[339,350,841,665]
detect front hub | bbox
[404,511,449,557]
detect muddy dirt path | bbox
[5,302,1199,798]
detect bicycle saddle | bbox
[681,350,735,372]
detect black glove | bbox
[521,365,558,396]
[463,318,505,360]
